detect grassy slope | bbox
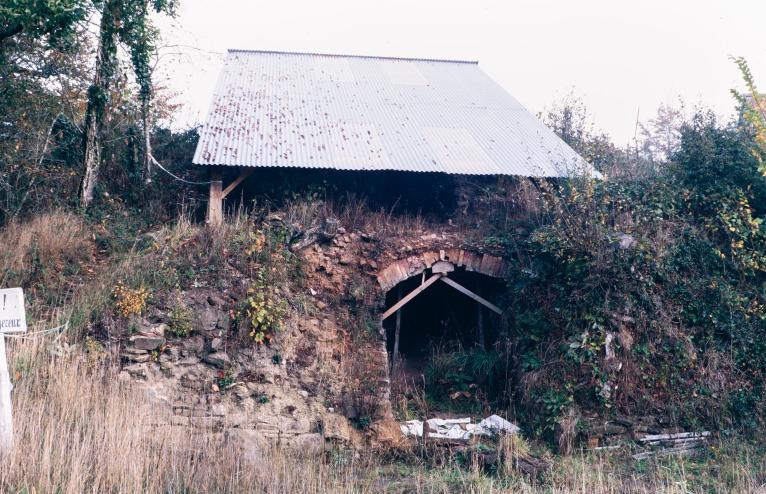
[1,211,766,492]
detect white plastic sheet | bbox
[473,415,520,436]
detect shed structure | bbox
[194,49,598,225]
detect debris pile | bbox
[400,415,520,441]
[632,431,711,460]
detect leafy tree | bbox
[0,1,95,220]
[490,103,766,435]
[671,112,766,272]
[543,94,634,179]
[80,0,177,206]
[0,30,92,221]
[0,0,91,54]
[731,56,766,174]
[639,102,685,164]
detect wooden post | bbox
[477,301,485,350]
[392,287,402,370]
[207,168,223,226]
[476,284,485,349]
[207,167,253,227]
[0,335,12,451]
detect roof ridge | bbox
[227,48,479,65]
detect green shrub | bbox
[480,113,766,439]
[168,299,193,337]
[242,274,287,345]
[424,347,507,413]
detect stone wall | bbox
[117,285,365,455]
[116,220,512,451]
[377,249,508,292]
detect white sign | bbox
[0,287,22,451]
[0,288,26,334]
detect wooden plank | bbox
[221,168,254,199]
[639,431,710,442]
[440,277,503,315]
[476,284,485,349]
[381,274,442,321]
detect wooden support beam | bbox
[221,168,254,199]
[477,288,485,350]
[207,168,253,226]
[381,274,443,321]
[392,286,402,369]
[477,285,485,349]
[207,169,223,227]
[439,277,503,315]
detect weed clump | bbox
[168,299,194,337]
[112,283,149,317]
[243,276,286,344]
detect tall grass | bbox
[2,334,763,493]
[0,338,377,494]
[0,211,92,289]
[279,192,427,242]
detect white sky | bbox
[155,0,766,145]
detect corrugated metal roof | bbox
[193,49,599,178]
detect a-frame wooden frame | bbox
[206,167,254,226]
[382,270,503,362]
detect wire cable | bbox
[149,154,212,185]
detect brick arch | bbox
[376,249,509,292]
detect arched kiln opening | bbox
[382,264,505,380]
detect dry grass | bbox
[0,211,92,289]
[324,194,427,239]
[279,193,427,243]
[4,330,764,493]
[0,337,375,494]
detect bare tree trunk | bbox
[80,102,102,206]
[142,96,152,184]
[80,1,117,207]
